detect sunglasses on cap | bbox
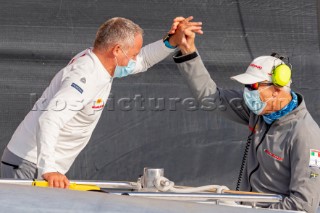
[245,82,273,90]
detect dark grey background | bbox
[0,0,319,189]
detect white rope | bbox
[153,176,237,206]
[154,176,229,193]
[136,177,142,191]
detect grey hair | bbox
[94,17,143,50]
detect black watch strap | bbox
[162,33,173,42]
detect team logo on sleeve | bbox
[309,149,320,168]
[92,98,105,109]
[71,83,83,94]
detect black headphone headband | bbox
[271,52,290,64]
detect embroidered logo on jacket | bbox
[92,98,105,109]
[309,149,320,168]
[264,149,283,161]
[71,83,83,94]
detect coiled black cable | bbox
[235,134,253,191]
[236,118,259,191]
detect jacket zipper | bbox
[248,124,272,191]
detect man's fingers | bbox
[185,22,202,27]
[53,179,60,188]
[58,175,69,189]
[173,16,193,23]
[169,22,180,34]
[64,178,70,189]
[60,180,65,189]
[184,30,195,38]
[199,29,204,34]
[192,29,203,34]
[177,21,202,31]
[173,16,186,22]
[170,16,186,33]
[170,16,201,34]
[184,16,194,22]
[184,26,203,34]
[48,178,54,187]
[43,172,70,189]
[54,178,67,188]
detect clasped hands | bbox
[168,16,203,55]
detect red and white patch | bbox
[92,98,105,109]
[264,149,283,161]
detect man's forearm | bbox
[132,40,175,74]
[173,51,218,101]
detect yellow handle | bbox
[32,180,101,191]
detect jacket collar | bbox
[272,92,306,125]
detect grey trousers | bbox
[1,147,37,179]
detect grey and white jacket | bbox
[173,51,320,213]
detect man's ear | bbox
[112,44,121,57]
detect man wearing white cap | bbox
[172,20,320,212]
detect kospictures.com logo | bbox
[29,93,247,113]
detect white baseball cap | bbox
[231,56,284,84]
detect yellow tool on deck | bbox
[32,180,101,191]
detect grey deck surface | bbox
[0,183,303,213]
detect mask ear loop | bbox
[120,47,129,59]
[114,56,119,66]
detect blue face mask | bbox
[113,48,136,78]
[243,87,267,115]
[114,59,136,78]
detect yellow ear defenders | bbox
[271,53,292,87]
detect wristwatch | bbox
[163,33,177,49]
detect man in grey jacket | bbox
[172,20,320,212]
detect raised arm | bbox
[172,19,250,124]
[132,16,203,74]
